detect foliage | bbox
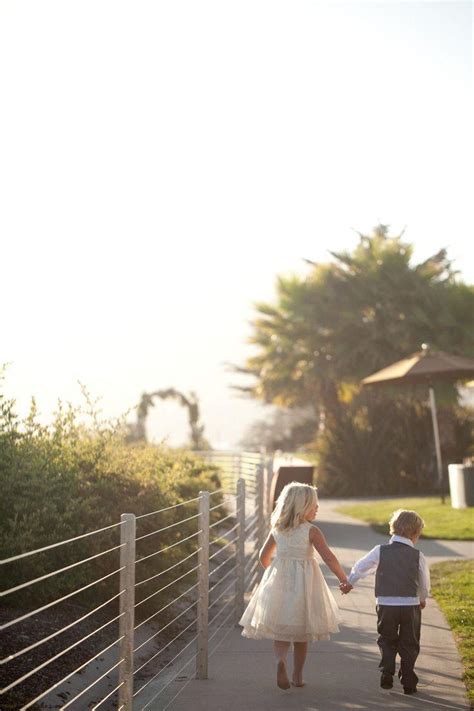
[0,381,222,627]
[237,227,474,408]
[235,226,474,494]
[336,497,474,541]
[431,560,474,704]
[128,387,211,449]
[314,390,473,496]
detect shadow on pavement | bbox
[317,520,463,557]
[167,622,469,711]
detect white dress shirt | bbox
[347,535,430,605]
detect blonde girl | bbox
[239,482,349,689]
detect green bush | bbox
[0,385,222,625]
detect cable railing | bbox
[0,451,270,710]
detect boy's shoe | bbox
[403,687,417,695]
[380,672,393,689]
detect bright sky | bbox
[1,1,472,447]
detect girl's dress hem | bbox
[241,627,335,642]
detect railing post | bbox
[237,452,243,491]
[119,513,136,710]
[261,450,271,522]
[256,461,265,581]
[196,490,209,679]
[267,454,275,520]
[235,478,246,622]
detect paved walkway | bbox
[149,500,472,710]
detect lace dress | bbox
[239,521,340,642]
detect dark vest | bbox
[375,542,420,597]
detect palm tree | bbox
[233,225,474,430]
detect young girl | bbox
[239,482,349,689]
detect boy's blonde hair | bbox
[389,509,424,539]
[271,482,318,531]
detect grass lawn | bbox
[431,560,474,706]
[336,497,474,540]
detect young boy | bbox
[340,509,430,695]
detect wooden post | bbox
[196,491,209,679]
[235,478,246,622]
[118,513,136,711]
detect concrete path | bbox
[149,499,473,710]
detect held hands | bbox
[339,581,353,595]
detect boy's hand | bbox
[420,600,426,610]
[339,581,353,594]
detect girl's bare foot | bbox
[277,660,290,689]
[291,678,306,687]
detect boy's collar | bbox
[390,534,414,547]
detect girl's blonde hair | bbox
[389,509,425,538]
[271,482,318,531]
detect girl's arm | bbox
[259,531,276,568]
[309,525,348,584]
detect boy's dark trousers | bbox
[376,604,421,689]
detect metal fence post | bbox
[256,462,265,581]
[265,454,274,521]
[196,490,209,679]
[119,513,136,710]
[237,452,243,491]
[235,478,246,622]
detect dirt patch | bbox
[1,523,238,710]
[0,601,120,710]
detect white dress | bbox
[239,521,341,642]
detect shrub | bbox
[0,386,222,624]
[313,390,473,496]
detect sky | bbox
[1,0,472,448]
